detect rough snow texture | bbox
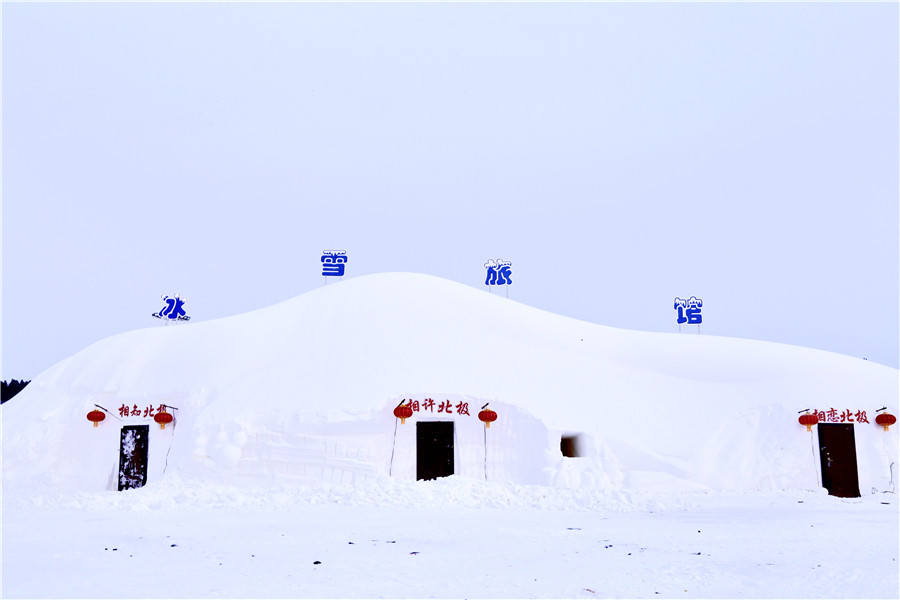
[2,273,897,494]
[2,479,898,599]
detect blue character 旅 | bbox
[484,259,513,286]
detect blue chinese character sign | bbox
[484,259,513,286]
[674,296,702,328]
[152,294,190,322]
[321,250,347,277]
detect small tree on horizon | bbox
[1,379,31,404]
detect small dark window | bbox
[561,435,581,458]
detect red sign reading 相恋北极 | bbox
[811,408,869,424]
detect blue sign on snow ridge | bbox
[674,296,702,325]
[321,251,348,277]
[484,259,513,286]
[153,294,190,322]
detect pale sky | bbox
[3,2,898,380]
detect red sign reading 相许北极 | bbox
[400,398,471,417]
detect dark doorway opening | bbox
[416,421,454,480]
[118,425,150,491]
[561,435,582,458]
[817,423,860,498]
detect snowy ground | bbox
[3,477,897,599]
[3,274,898,599]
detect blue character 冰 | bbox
[153,294,190,321]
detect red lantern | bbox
[86,409,106,428]
[798,412,818,432]
[154,409,173,430]
[875,412,896,431]
[393,403,413,425]
[478,408,498,429]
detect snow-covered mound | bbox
[2,273,897,494]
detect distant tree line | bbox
[1,379,30,404]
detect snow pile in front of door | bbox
[2,272,897,493]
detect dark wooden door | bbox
[118,425,150,491]
[416,421,454,480]
[817,423,860,498]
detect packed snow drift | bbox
[2,273,897,495]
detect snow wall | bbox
[2,273,897,495]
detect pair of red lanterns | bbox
[393,402,498,428]
[86,407,174,429]
[798,410,896,432]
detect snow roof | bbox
[3,272,897,492]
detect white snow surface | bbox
[2,272,898,598]
[2,479,898,599]
[3,272,897,492]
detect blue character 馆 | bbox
[686,296,702,324]
[674,296,702,325]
